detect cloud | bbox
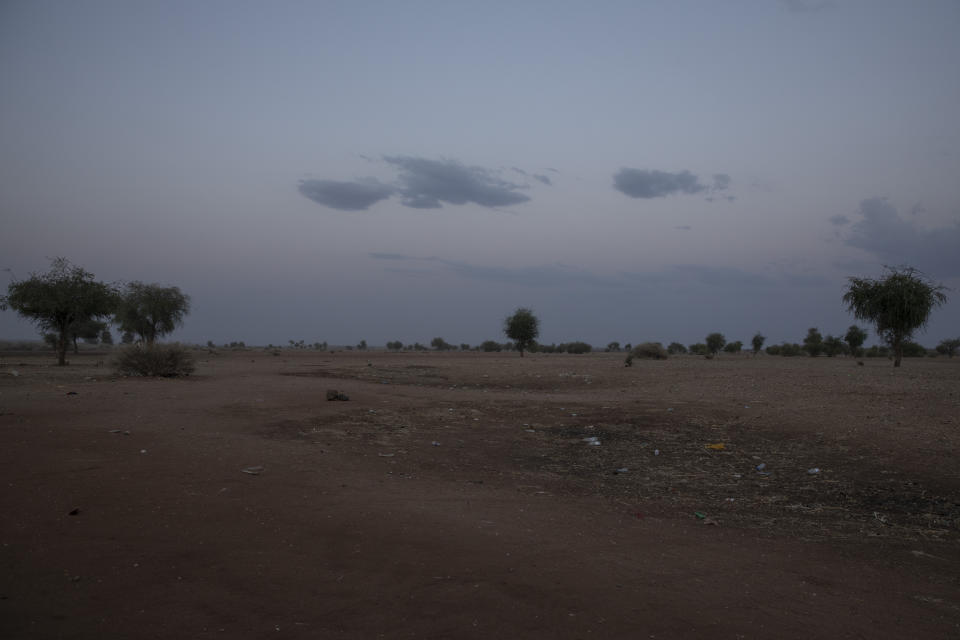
[384,156,531,209]
[675,225,692,231]
[829,214,850,226]
[613,168,706,199]
[843,197,960,277]
[297,178,395,211]
[533,174,552,186]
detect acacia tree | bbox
[115,282,190,345]
[843,266,947,367]
[503,308,539,357]
[751,332,765,356]
[803,327,824,357]
[1,258,117,365]
[844,325,868,357]
[705,332,726,356]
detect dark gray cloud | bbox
[533,174,552,186]
[843,197,960,277]
[829,214,850,226]
[613,168,706,199]
[297,178,395,211]
[675,225,692,231]
[384,156,530,209]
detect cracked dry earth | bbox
[1,349,959,638]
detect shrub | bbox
[631,342,668,360]
[705,332,726,355]
[667,342,687,354]
[113,343,195,377]
[563,341,592,354]
[765,344,782,356]
[689,343,708,356]
[723,341,743,354]
[901,341,927,357]
[778,342,803,357]
[802,328,824,357]
[480,340,502,352]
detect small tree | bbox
[503,308,539,357]
[843,266,947,367]
[751,332,765,356]
[115,282,190,346]
[844,325,868,357]
[387,340,403,351]
[689,343,708,356]
[705,332,726,356]
[936,338,960,357]
[356,340,368,351]
[431,337,453,351]
[71,319,107,352]
[723,340,743,354]
[480,340,502,352]
[822,335,845,357]
[667,342,687,355]
[606,341,621,352]
[1,258,117,366]
[803,328,824,357]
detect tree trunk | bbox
[519,348,524,357]
[57,332,68,366]
[893,338,902,368]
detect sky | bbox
[2,0,959,348]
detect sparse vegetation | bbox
[723,340,743,354]
[822,335,845,357]
[936,338,960,357]
[689,343,708,356]
[113,343,195,377]
[480,340,502,352]
[431,337,454,351]
[387,340,403,351]
[625,342,668,365]
[843,266,947,367]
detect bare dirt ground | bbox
[1,349,959,639]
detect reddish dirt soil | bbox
[1,349,959,639]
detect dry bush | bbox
[113,343,195,377]
[625,342,668,365]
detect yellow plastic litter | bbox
[705,443,726,451]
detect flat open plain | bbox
[1,349,958,638]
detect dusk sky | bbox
[2,0,959,348]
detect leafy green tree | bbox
[503,307,540,357]
[386,340,403,351]
[459,343,471,351]
[705,332,726,356]
[71,319,107,352]
[936,338,960,357]
[1,258,117,366]
[667,342,687,355]
[843,266,947,367]
[751,332,765,356]
[562,341,592,354]
[356,339,368,351]
[822,335,845,357]
[606,341,621,352]
[115,282,190,346]
[803,328,824,357]
[844,325,868,357]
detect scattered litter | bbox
[241,466,264,475]
[66,391,78,396]
[705,443,726,451]
[694,511,707,520]
[68,508,80,516]
[654,449,660,456]
[524,429,535,433]
[744,405,750,409]
[378,453,395,457]
[431,441,441,446]
[139,449,147,454]
[703,517,720,526]
[666,408,673,412]
[614,467,629,474]
[725,498,735,502]
[9,370,18,377]
[582,436,601,446]
[732,473,742,479]
[807,467,821,475]
[757,471,771,476]
[326,389,349,401]
[109,429,122,433]
[873,512,889,525]
[756,463,766,471]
